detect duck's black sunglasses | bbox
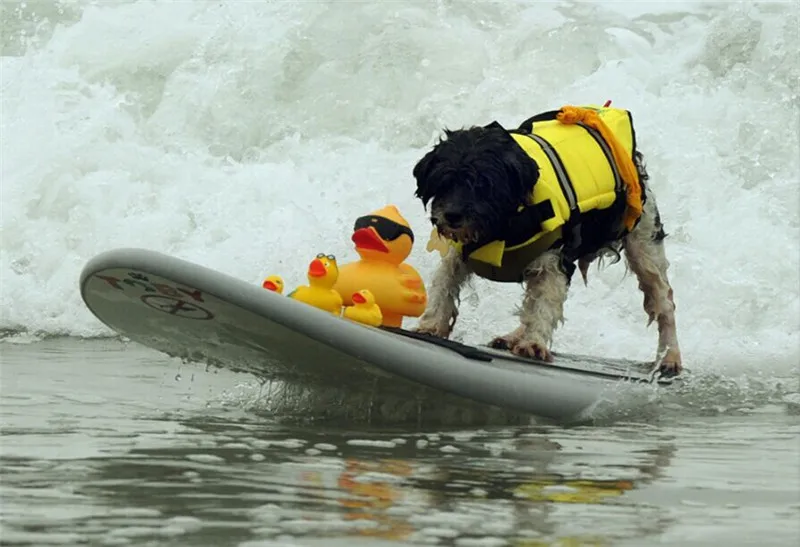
[353,215,415,243]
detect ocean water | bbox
[1,0,799,545]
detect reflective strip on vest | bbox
[526,133,578,213]
[577,122,623,194]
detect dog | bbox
[411,105,682,375]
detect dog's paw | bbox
[658,349,683,377]
[413,319,452,339]
[488,333,521,351]
[488,327,525,350]
[659,362,682,377]
[511,340,553,362]
[488,336,513,350]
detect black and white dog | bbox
[411,113,682,375]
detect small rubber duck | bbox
[288,253,344,315]
[342,289,383,327]
[261,275,284,294]
[333,205,427,328]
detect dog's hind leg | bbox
[414,247,471,338]
[490,250,569,361]
[624,197,682,375]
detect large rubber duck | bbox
[343,289,383,327]
[333,205,427,328]
[288,253,343,315]
[261,275,284,294]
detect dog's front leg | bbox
[414,248,471,338]
[491,250,568,361]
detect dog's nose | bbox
[444,212,463,226]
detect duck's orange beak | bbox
[352,227,388,252]
[352,292,366,304]
[308,259,327,277]
[263,280,278,291]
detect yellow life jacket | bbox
[450,104,643,282]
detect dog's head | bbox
[412,122,539,245]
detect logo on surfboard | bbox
[94,271,215,320]
[140,294,214,320]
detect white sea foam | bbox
[2,0,798,380]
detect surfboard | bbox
[78,248,678,422]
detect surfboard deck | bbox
[78,248,678,422]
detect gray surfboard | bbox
[78,248,677,422]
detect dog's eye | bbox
[444,212,463,225]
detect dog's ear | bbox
[413,132,450,208]
[506,145,539,195]
[485,121,541,200]
[502,132,540,200]
[483,120,506,131]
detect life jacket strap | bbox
[505,200,557,247]
[516,110,562,132]
[460,200,556,260]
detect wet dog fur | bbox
[411,121,682,375]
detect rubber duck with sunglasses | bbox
[333,205,427,328]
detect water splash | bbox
[2,0,798,392]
